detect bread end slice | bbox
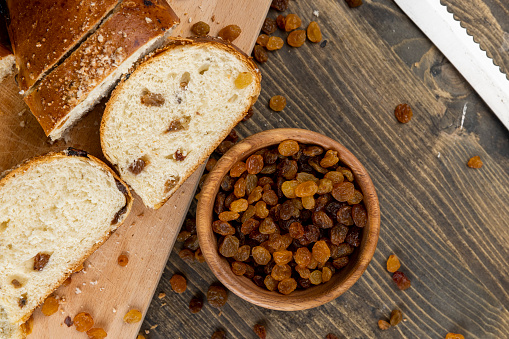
[0,148,133,335]
[101,37,261,209]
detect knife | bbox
[393,0,509,131]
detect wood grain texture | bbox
[0,1,271,338]
[196,129,380,311]
[140,1,509,338]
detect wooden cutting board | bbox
[0,0,270,338]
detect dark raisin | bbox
[211,330,226,339]
[345,227,361,247]
[262,18,277,35]
[214,192,226,214]
[191,21,210,36]
[65,147,88,158]
[128,158,146,174]
[207,285,228,308]
[243,107,255,121]
[392,271,411,290]
[271,0,289,11]
[218,25,242,42]
[394,103,413,123]
[64,316,73,327]
[345,0,363,7]
[253,45,268,63]
[216,140,234,154]
[33,253,51,271]
[174,150,186,161]
[189,297,204,313]
[254,324,267,339]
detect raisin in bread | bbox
[23,0,179,140]
[0,148,133,338]
[101,37,261,209]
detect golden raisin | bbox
[295,265,310,279]
[331,181,355,202]
[118,254,129,267]
[378,320,390,330]
[325,171,344,184]
[219,235,240,257]
[281,180,299,198]
[273,250,293,265]
[295,181,318,197]
[87,328,107,339]
[301,195,315,209]
[278,278,297,294]
[74,312,94,332]
[264,275,278,291]
[170,274,187,293]
[307,21,322,43]
[41,296,59,316]
[294,247,312,267]
[284,14,301,31]
[347,189,363,204]
[191,21,210,36]
[234,72,253,89]
[271,264,292,280]
[255,201,270,218]
[252,246,271,265]
[246,155,264,174]
[322,267,333,282]
[394,103,413,123]
[218,24,241,42]
[137,335,146,339]
[269,95,287,111]
[312,240,331,263]
[445,334,465,339]
[386,254,401,273]
[256,34,269,47]
[230,161,246,177]
[278,140,299,156]
[345,0,363,7]
[207,285,228,308]
[219,211,240,221]
[266,36,284,51]
[467,156,483,168]
[320,150,339,168]
[287,30,306,47]
[317,178,334,194]
[309,270,322,285]
[230,199,249,212]
[123,309,142,324]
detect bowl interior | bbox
[197,128,380,311]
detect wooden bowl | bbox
[197,128,380,311]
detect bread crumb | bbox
[97,34,104,43]
[161,302,167,307]
[313,10,319,17]
[20,121,25,127]
[75,287,81,294]
[113,308,117,313]
[90,280,98,285]
[145,330,150,334]
[145,17,152,23]
[158,292,166,299]
[99,287,105,291]
[188,17,192,23]
[150,325,158,330]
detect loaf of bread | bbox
[0,148,133,338]
[101,37,261,209]
[23,0,179,140]
[6,0,121,92]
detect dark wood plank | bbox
[141,1,509,338]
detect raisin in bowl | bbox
[197,128,380,311]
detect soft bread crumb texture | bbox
[0,156,126,328]
[102,43,259,208]
[0,55,15,83]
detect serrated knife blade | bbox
[393,0,509,130]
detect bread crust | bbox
[0,149,133,327]
[100,37,261,209]
[23,0,179,138]
[6,0,121,92]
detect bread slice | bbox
[6,0,121,92]
[0,148,133,337]
[0,45,14,83]
[24,0,179,140]
[101,37,261,209]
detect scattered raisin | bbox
[243,107,255,121]
[207,285,228,308]
[179,249,195,262]
[123,309,142,324]
[191,21,210,36]
[284,14,301,31]
[266,36,284,51]
[256,34,270,47]
[287,30,306,47]
[326,334,339,339]
[467,156,483,168]
[253,45,269,63]
[262,18,277,35]
[64,316,73,327]
[211,330,226,339]
[307,21,322,43]
[41,296,59,316]
[216,140,235,155]
[445,334,465,339]
[378,319,390,330]
[170,274,187,293]
[189,297,204,313]
[254,323,267,339]
[269,95,287,111]
[118,254,129,267]
[86,328,107,339]
[74,312,94,332]
[390,309,403,326]
[276,15,286,30]
[386,254,401,273]
[177,230,192,242]
[218,25,241,42]
[394,103,413,123]
[271,0,289,11]
[345,0,363,8]
[392,271,411,290]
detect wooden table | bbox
[139,0,509,338]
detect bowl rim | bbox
[197,128,380,311]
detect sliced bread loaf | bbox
[0,148,133,337]
[6,0,121,92]
[24,0,179,140]
[101,37,261,209]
